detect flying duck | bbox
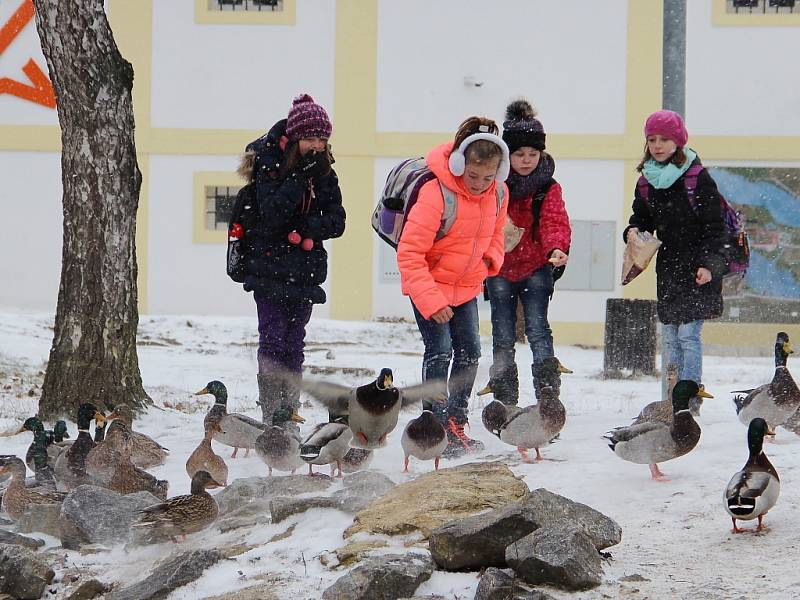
[301,368,445,450]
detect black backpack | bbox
[530,179,568,283]
[226,182,260,283]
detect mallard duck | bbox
[301,368,445,450]
[19,417,57,474]
[401,410,448,471]
[733,332,800,435]
[186,419,229,485]
[86,421,169,500]
[131,470,222,544]
[0,455,66,521]
[254,406,305,476]
[604,380,712,481]
[54,403,106,490]
[724,417,780,534]
[478,357,572,401]
[300,417,353,477]
[197,380,266,458]
[106,404,169,469]
[481,387,563,463]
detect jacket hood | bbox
[426,142,498,199]
[246,119,290,175]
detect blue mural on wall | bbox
[707,167,800,321]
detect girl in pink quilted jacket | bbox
[397,116,509,459]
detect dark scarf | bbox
[506,153,556,200]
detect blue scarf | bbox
[642,148,697,189]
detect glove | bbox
[294,150,330,181]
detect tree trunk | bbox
[33,0,150,419]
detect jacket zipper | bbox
[451,195,486,303]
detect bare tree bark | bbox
[33,0,150,418]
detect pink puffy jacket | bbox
[397,142,508,319]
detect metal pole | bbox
[662,0,686,115]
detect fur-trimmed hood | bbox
[238,119,289,182]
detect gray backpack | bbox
[371,156,505,249]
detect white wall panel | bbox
[376,0,628,134]
[151,0,336,130]
[687,1,800,136]
[147,154,331,317]
[0,152,62,310]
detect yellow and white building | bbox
[1,0,799,348]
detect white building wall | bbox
[376,0,629,134]
[0,152,62,311]
[150,0,337,130]
[687,0,800,136]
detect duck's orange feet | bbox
[517,448,534,463]
[403,456,409,473]
[649,464,670,482]
[231,447,238,459]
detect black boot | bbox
[257,373,283,425]
[533,361,561,400]
[441,416,485,458]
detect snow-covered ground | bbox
[1,308,799,599]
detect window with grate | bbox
[205,186,240,231]
[210,0,283,11]
[728,0,797,13]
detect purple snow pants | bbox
[254,291,313,374]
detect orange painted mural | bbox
[0,0,56,109]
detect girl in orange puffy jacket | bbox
[397,116,509,459]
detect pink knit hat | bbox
[644,110,688,147]
[285,94,332,142]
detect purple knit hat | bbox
[644,110,688,147]
[285,94,332,142]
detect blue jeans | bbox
[486,267,554,390]
[411,298,481,425]
[661,320,703,394]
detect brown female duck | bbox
[131,470,222,544]
[186,420,229,486]
[107,404,169,468]
[0,455,66,521]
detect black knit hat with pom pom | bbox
[502,99,546,152]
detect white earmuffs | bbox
[448,132,510,182]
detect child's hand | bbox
[549,249,568,268]
[430,307,454,324]
[695,267,712,285]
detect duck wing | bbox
[398,380,448,408]
[726,470,772,502]
[228,412,266,431]
[604,421,664,446]
[301,380,353,414]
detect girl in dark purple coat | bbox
[237,94,346,423]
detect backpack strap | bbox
[683,163,705,212]
[436,182,458,240]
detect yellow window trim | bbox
[194,0,296,25]
[713,0,800,26]
[193,171,244,243]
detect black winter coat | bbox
[243,120,346,304]
[624,157,726,325]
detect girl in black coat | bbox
[238,94,346,424]
[624,110,725,397]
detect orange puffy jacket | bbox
[397,142,508,320]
